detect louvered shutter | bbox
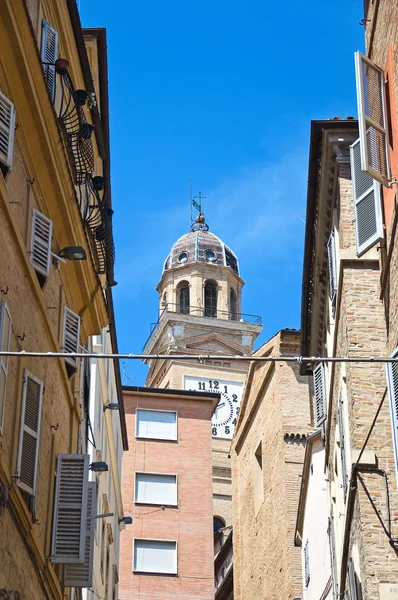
[16,370,43,497]
[304,540,310,586]
[328,514,339,600]
[62,306,80,368]
[313,364,327,426]
[64,481,96,586]
[0,301,11,434]
[355,51,390,186]
[348,558,358,600]
[338,392,348,502]
[51,454,89,564]
[40,20,58,101]
[350,139,383,256]
[386,347,398,484]
[327,230,338,315]
[30,209,52,277]
[0,91,16,169]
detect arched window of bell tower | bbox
[177,281,190,315]
[204,281,218,318]
[230,288,238,321]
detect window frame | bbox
[134,472,178,507]
[133,538,178,575]
[135,408,178,441]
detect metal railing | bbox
[142,303,262,351]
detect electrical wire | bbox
[1,350,398,363]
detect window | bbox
[386,346,398,480]
[133,539,177,574]
[354,51,390,186]
[304,540,310,586]
[328,512,339,600]
[204,281,217,318]
[225,249,238,274]
[327,230,337,317]
[62,306,81,373]
[16,370,43,499]
[30,209,52,282]
[230,288,238,321]
[313,364,327,426]
[136,409,177,441]
[350,138,383,256]
[40,20,58,101]
[0,91,16,175]
[213,516,225,533]
[205,249,216,261]
[177,251,188,263]
[177,282,190,315]
[135,473,177,506]
[0,301,11,434]
[254,441,264,514]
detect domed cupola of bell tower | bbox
[143,210,262,390]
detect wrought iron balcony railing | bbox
[142,303,262,351]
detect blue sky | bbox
[80,0,365,385]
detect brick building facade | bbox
[231,330,311,600]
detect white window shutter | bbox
[386,347,398,486]
[350,139,383,256]
[16,370,43,497]
[304,540,310,587]
[62,306,81,367]
[338,392,348,502]
[40,20,58,101]
[313,364,327,426]
[51,454,89,564]
[355,51,390,186]
[136,409,177,440]
[64,481,96,587]
[30,209,52,277]
[0,301,12,434]
[134,539,177,574]
[0,91,16,169]
[135,473,178,506]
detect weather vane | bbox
[189,178,207,230]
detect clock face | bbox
[183,376,243,439]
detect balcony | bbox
[54,65,115,277]
[143,303,262,351]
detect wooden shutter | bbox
[64,481,96,586]
[0,91,16,169]
[16,370,43,497]
[0,301,11,434]
[355,51,390,186]
[338,392,348,502]
[30,209,52,277]
[386,347,398,482]
[304,540,310,586]
[62,306,81,367]
[328,513,339,600]
[327,230,338,316]
[350,139,383,256]
[51,454,89,564]
[40,20,58,101]
[313,364,327,426]
[348,558,359,600]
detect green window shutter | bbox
[40,20,58,101]
[328,513,339,600]
[386,347,398,483]
[51,454,89,564]
[30,209,52,277]
[0,91,16,169]
[64,481,96,586]
[348,558,359,600]
[350,138,383,256]
[16,370,43,497]
[0,300,12,434]
[313,364,327,426]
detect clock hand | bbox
[216,402,225,411]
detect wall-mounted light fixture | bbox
[90,512,114,520]
[103,403,120,412]
[119,516,133,525]
[89,461,108,472]
[52,246,87,266]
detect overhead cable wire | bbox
[0,351,398,364]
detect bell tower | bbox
[142,212,262,527]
